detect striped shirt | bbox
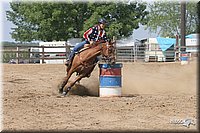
[83,25,108,42]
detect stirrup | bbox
[65,60,70,66]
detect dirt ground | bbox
[2,59,198,132]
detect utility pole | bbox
[198,2,200,34]
[180,1,186,52]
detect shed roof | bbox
[185,34,199,39]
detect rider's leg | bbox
[66,41,87,65]
[84,43,90,48]
[73,40,87,53]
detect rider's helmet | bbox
[98,18,107,24]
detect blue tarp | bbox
[156,37,176,51]
[156,34,198,51]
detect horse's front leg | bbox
[62,74,85,96]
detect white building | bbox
[38,41,68,64]
[144,37,175,62]
[185,34,199,55]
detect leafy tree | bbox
[146,1,199,37]
[81,1,148,39]
[6,1,148,42]
[7,2,92,42]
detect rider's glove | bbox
[90,41,94,45]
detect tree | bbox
[7,2,92,42]
[6,1,148,42]
[81,1,148,39]
[146,1,198,37]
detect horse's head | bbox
[101,40,116,63]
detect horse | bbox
[58,40,115,96]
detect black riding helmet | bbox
[98,18,107,24]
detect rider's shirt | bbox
[83,25,108,43]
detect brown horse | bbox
[58,40,115,96]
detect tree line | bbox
[6,0,199,43]
[6,1,148,42]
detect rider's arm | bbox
[83,28,93,41]
[102,32,108,42]
[89,26,98,44]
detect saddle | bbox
[66,46,90,68]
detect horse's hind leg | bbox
[58,68,74,94]
[58,76,68,93]
[62,74,85,96]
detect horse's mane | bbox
[91,40,106,48]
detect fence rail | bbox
[1,44,198,64]
[2,45,71,64]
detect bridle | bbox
[99,41,115,61]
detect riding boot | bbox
[65,59,71,66]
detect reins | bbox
[77,42,105,68]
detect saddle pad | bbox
[75,47,90,54]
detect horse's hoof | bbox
[58,89,63,94]
[62,91,67,96]
[57,92,67,98]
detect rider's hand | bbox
[90,41,94,45]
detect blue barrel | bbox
[98,63,123,97]
[180,52,188,65]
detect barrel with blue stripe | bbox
[98,63,123,97]
[180,52,188,65]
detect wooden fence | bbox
[1,45,197,64]
[2,45,71,64]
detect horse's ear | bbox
[107,39,111,43]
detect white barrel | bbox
[98,63,123,97]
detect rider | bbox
[65,18,109,66]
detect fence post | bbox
[134,44,136,62]
[113,36,117,63]
[155,43,157,62]
[16,46,19,64]
[42,46,44,64]
[28,48,31,63]
[65,42,68,60]
[66,41,71,60]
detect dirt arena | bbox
[2,59,198,132]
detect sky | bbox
[0,0,158,43]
